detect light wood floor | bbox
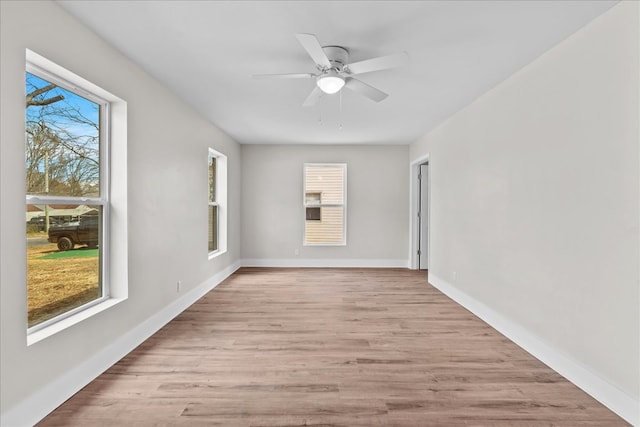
[40,268,628,426]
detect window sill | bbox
[208,248,227,260]
[27,297,126,346]
[303,242,347,247]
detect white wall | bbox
[1,1,241,424]
[241,144,409,267]
[410,2,639,423]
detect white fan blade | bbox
[344,78,388,103]
[345,52,409,75]
[253,73,315,79]
[296,33,331,69]
[302,86,323,107]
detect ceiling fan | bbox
[253,33,409,107]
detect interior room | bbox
[1,1,638,425]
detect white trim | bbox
[26,50,118,102]
[637,4,640,426]
[428,273,639,426]
[27,297,125,346]
[1,261,241,427]
[241,258,409,268]
[409,154,430,269]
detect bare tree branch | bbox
[26,83,65,108]
[27,95,65,107]
[26,74,99,197]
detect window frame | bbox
[208,147,227,259]
[24,49,128,346]
[25,62,111,334]
[303,163,347,246]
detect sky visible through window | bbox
[25,71,100,197]
[26,72,99,125]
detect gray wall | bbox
[241,144,409,266]
[410,1,639,407]
[1,0,241,419]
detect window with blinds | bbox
[303,163,346,245]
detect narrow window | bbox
[25,66,108,330]
[208,148,227,257]
[208,152,218,252]
[303,163,347,245]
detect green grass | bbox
[39,248,99,260]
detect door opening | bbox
[418,162,429,270]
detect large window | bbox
[303,163,347,245]
[208,148,227,257]
[25,64,108,330]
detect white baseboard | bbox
[241,258,409,268]
[429,273,639,427]
[1,260,241,427]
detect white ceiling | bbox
[57,0,616,145]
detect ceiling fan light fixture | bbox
[316,70,345,94]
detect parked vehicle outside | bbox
[48,215,99,251]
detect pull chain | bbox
[339,90,343,130]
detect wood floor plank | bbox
[38,268,629,426]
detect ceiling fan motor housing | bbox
[321,46,349,72]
